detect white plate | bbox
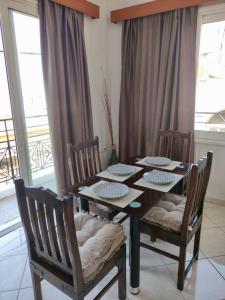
[107,164,136,176]
[143,170,175,185]
[94,182,129,199]
[146,156,172,166]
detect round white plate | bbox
[146,156,172,166]
[143,171,175,185]
[94,182,129,199]
[107,164,136,176]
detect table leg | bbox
[129,215,140,295]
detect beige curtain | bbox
[119,7,198,161]
[39,0,94,195]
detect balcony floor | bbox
[0,195,19,227]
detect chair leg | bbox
[118,256,126,300]
[193,225,202,260]
[177,246,186,291]
[31,270,42,300]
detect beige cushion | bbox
[142,193,186,232]
[74,213,125,282]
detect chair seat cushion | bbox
[142,193,186,232]
[74,213,125,282]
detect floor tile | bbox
[0,229,27,257]
[128,266,184,300]
[202,215,217,229]
[0,254,27,291]
[17,288,35,300]
[18,283,73,300]
[0,195,19,227]
[20,260,49,290]
[141,237,205,266]
[220,227,225,233]
[167,259,225,300]
[204,201,221,209]
[88,265,185,300]
[200,227,225,257]
[204,205,225,226]
[20,259,32,289]
[0,290,18,300]
[209,256,225,279]
[86,272,121,300]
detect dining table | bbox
[78,157,192,295]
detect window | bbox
[195,8,225,132]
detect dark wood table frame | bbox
[78,158,191,294]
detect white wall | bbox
[84,0,151,167]
[195,131,225,203]
[84,0,110,167]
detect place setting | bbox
[136,156,182,171]
[79,180,144,208]
[134,169,184,193]
[97,163,143,182]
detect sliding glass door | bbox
[12,11,55,188]
[0,0,55,234]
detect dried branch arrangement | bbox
[101,74,114,146]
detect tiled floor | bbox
[0,202,225,300]
[0,195,19,227]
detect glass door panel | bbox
[0,24,19,228]
[12,11,55,190]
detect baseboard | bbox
[205,196,225,206]
[0,218,22,237]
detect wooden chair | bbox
[158,130,193,163]
[67,136,119,220]
[140,151,213,290]
[15,178,126,300]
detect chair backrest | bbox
[14,178,83,291]
[67,136,102,188]
[158,130,193,163]
[181,151,213,237]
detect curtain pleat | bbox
[119,7,198,161]
[39,0,94,195]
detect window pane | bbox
[0,25,19,226]
[0,26,12,119]
[195,20,225,132]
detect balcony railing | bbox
[0,116,53,184]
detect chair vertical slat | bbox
[180,138,184,161]
[36,202,52,256]
[67,137,102,189]
[80,150,86,180]
[45,206,61,261]
[74,151,81,182]
[28,198,44,252]
[158,130,193,163]
[96,139,102,172]
[55,209,71,267]
[92,146,97,173]
[86,147,91,177]
[15,180,35,256]
[169,137,173,158]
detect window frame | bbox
[195,3,225,141]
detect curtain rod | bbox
[50,0,99,19]
[111,0,221,23]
